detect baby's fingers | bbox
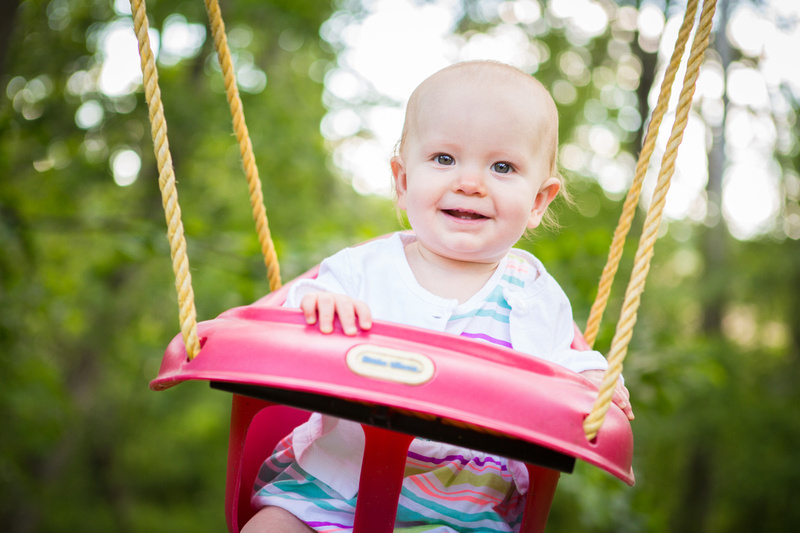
[299,293,320,325]
[299,293,337,333]
[613,382,635,421]
[352,299,373,332]
[332,295,373,336]
[315,293,339,334]
[299,293,371,336]
[581,371,635,421]
[333,295,358,336]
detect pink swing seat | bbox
[152,266,634,532]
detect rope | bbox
[583,0,700,348]
[130,0,714,440]
[204,0,282,292]
[584,0,718,440]
[130,0,201,359]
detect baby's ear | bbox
[391,156,409,210]
[527,178,561,229]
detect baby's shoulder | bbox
[329,232,402,260]
[506,248,547,279]
[504,248,569,301]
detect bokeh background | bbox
[2,0,799,531]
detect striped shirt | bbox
[445,253,530,350]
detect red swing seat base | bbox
[224,395,565,533]
[152,270,634,532]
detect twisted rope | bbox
[584,0,718,440]
[204,0,282,291]
[583,0,700,348]
[131,0,714,439]
[130,0,200,360]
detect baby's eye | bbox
[492,162,513,174]
[435,154,455,166]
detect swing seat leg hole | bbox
[581,414,600,446]
[184,336,208,362]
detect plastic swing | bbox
[130,0,718,531]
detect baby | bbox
[243,60,633,533]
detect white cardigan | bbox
[281,232,609,499]
[286,232,608,373]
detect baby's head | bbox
[397,61,562,191]
[391,61,565,264]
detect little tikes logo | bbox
[346,345,435,385]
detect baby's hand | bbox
[299,292,373,336]
[580,370,635,421]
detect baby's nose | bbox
[454,168,487,194]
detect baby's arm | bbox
[579,370,634,421]
[300,292,372,336]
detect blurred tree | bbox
[434,1,800,532]
[2,0,799,532]
[1,1,395,532]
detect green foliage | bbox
[2,1,799,532]
[1,1,396,531]
[449,1,800,531]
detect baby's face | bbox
[393,66,560,265]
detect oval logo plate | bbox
[346,344,435,385]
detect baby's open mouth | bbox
[443,209,487,220]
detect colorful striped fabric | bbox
[446,253,530,350]
[252,437,526,532]
[250,252,535,531]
